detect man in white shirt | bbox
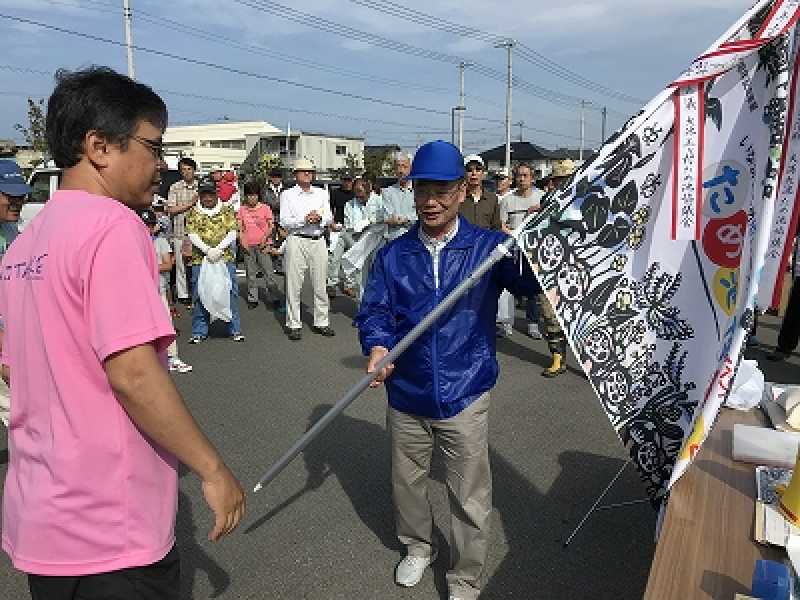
[498,163,544,340]
[279,159,335,340]
[382,153,417,240]
[340,176,372,299]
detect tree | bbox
[14,98,47,168]
[331,152,363,180]
[240,152,283,186]
[363,148,393,182]
[344,152,362,177]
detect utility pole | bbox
[458,62,467,152]
[579,100,591,161]
[495,40,515,172]
[515,120,525,142]
[123,0,135,79]
[601,106,607,143]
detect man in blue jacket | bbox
[355,141,538,600]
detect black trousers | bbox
[27,546,179,600]
[778,277,800,353]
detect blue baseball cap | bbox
[407,141,465,181]
[0,160,32,196]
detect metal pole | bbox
[564,459,631,547]
[451,107,456,145]
[123,0,135,79]
[458,62,466,152]
[504,41,514,171]
[579,100,588,161]
[516,120,524,142]
[601,107,607,143]
[251,203,558,495]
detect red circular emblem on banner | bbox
[702,210,747,268]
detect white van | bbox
[20,163,61,232]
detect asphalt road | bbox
[3,273,794,599]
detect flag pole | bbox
[252,207,553,494]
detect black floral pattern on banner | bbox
[521,131,698,503]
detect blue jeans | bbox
[191,262,241,337]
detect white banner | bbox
[520,0,799,502]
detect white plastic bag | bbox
[725,359,765,411]
[197,258,232,322]
[496,290,515,324]
[342,225,385,277]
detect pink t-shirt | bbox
[0,190,178,576]
[237,203,273,248]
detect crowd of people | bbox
[141,137,578,382]
[1,65,799,600]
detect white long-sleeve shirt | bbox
[279,184,332,237]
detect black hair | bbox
[46,66,168,169]
[515,162,533,176]
[243,180,261,197]
[178,157,197,170]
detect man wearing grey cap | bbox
[0,160,30,259]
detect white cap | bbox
[463,154,484,167]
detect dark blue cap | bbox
[0,160,32,196]
[407,141,465,181]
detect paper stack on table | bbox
[754,466,800,547]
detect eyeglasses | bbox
[131,135,164,159]
[414,182,463,203]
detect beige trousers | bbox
[284,235,329,330]
[171,238,189,300]
[388,392,491,600]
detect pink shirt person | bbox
[237,202,273,248]
[0,190,178,576]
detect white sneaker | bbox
[527,323,542,339]
[168,357,193,373]
[395,555,432,587]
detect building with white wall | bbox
[163,121,280,171]
[243,130,364,178]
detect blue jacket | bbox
[355,216,539,419]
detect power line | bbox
[0,12,511,124]
[0,62,599,146]
[47,0,505,109]
[345,0,645,105]
[231,0,622,113]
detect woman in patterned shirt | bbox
[186,176,245,343]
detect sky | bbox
[0,0,754,154]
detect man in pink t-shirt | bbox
[0,67,245,600]
[237,180,278,309]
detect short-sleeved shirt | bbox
[237,203,273,248]
[382,183,417,240]
[500,189,544,230]
[154,235,173,295]
[185,205,238,266]
[0,190,177,576]
[166,179,197,239]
